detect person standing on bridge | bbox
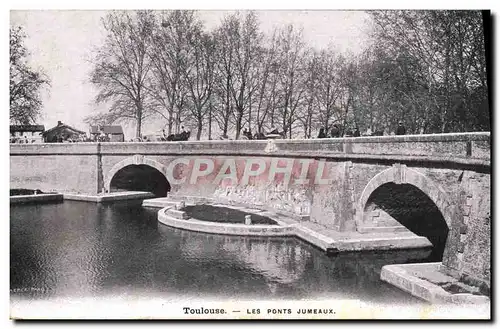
[396,121,406,135]
[353,126,360,137]
[330,124,341,138]
[242,128,253,140]
[317,127,327,139]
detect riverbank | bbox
[10,188,45,196]
[10,190,155,205]
[10,193,63,204]
[381,263,490,304]
[63,191,154,203]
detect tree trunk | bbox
[248,88,252,132]
[208,103,212,140]
[235,109,243,140]
[256,102,260,133]
[167,111,173,136]
[223,117,228,136]
[225,74,231,136]
[136,112,142,138]
[196,118,202,140]
[175,107,180,134]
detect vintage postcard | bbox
[9,8,491,320]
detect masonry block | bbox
[167,209,189,220]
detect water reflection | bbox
[178,233,311,286]
[11,201,430,304]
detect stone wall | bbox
[90,132,490,159]
[440,170,491,286]
[10,143,99,194]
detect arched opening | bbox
[364,182,449,262]
[109,164,171,197]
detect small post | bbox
[101,187,106,194]
[34,190,37,195]
[245,215,252,225]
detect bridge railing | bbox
[10,132,490,168]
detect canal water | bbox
[10,200,431,305]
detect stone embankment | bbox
[145,196,432,254]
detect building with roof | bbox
[43,121,86,143]
[10,125,45,144]
[89,125,124,142]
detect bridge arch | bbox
[104,155,170,196]
[356,164,456,229]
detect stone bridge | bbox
[10,132,490,287]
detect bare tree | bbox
[314,47,345,132]
[297,50,320,139]
[347,47,385,134]
[182,29,215,140]
[88,11,154,138]
[369,10,489,133]
[214,11,262,139]
[84,10,488,140]
[147,10,199,135]
[252,29,280,135]
[212,21,235,138]
[337,56,360,135]
[275,24,307,138]
[10,26,50,125]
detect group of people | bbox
[96,132,112,142]
[317,122,407,139]
[239,127,283,140]
[238,122,408,141]
[130,126,192,142]
[163,126,191,141]
[134,121,407,142]
[317,124,357,139]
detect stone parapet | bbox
[11,132,490,163]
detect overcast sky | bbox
[10,10,371,138]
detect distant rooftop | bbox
[43,121,85,135]
[10,125,45,132]
[90,125,124,135]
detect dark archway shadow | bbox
[365,183,449,262]
[110,164,171,197]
